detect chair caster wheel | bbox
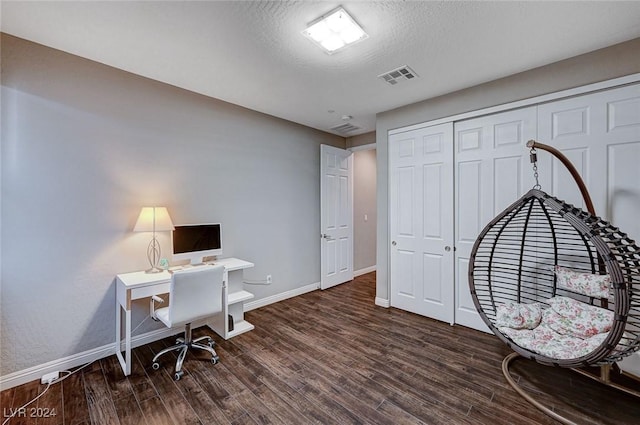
[174,370,184,381]
[211,355,220,365]
[208,340,215,348]
[152,362,160,370]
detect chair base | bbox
[151,323,220,380]
[502,352,640,425]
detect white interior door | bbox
[537,84,640,376]
[320,145,354,290]
[537,83,640,241]
[454,107,537,332]
[389,123,454,323]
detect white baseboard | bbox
[1,283,318,390]
[375,297,390,308]
[0,321,209,391]
[354,265,376,277]
[244,282,319,312]
[0,342,114,391]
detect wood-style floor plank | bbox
[137,396,174,425]
[35,378,63,425]
[135,343,202,425]
[61,372,90,425]
[128,346,160,403]
[2,272,640,424]
[8,380,40,425]
[83,369,120,425]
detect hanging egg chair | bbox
[468,140,640,422]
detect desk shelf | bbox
[226,291,254,339]
[228,320,254,338]
[228,290,254,305]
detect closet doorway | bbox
[389,80,640,333]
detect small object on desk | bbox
[159,258,169,270]
[228,314,234,332]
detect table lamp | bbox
[134,207,174,273]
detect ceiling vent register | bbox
[378,65,419,85]
[330,122,361,135]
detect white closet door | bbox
[537,83,640,243]
[537,83,640,376]
[454,107,537,332]
[389,123,454,323]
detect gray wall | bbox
[346,131,375,149]
[0,34,344,376]
[376,37,640,302]
[353,149,376,272]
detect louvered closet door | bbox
[537,83,640,243]
[389,123,454,323]
[454,107,538,332]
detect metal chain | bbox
[530,147,541,189]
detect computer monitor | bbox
[172,223,222,265]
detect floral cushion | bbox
[554,265,610,298]
[499,324,608,359]
[546,296,613,337]
[497,295,615,359]
[495,301,542,329]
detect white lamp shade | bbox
[133,207,174,232]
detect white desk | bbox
[115,257,254,376]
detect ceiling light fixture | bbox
[302,6,368,54]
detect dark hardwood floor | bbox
[3,272,640,424]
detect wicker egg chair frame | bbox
[470,187,640,365]
[468,140,640,423]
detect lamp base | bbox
[145,266,164,274]
[145,236,163,274]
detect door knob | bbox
[392,241,397,246]
[445,246,451,252]
[322,233,334,240]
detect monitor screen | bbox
[172,223,222,264]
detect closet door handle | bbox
[392,241,397,246]
[444,246,451,252]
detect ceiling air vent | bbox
[378,65,418,86]
[330,122,361,135]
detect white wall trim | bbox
[0,282,322,390]
[0,344,114,391]
[354,265,376,277]
[349,143,376,152]
[388,73,640,136]
[375,297,390,308]
[0,321,212,391]
[244,282,319,312]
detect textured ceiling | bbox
[2,1,640,136]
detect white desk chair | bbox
[150,264,224,380]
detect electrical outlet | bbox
[266,274,272,284]
[41,371,59,384]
